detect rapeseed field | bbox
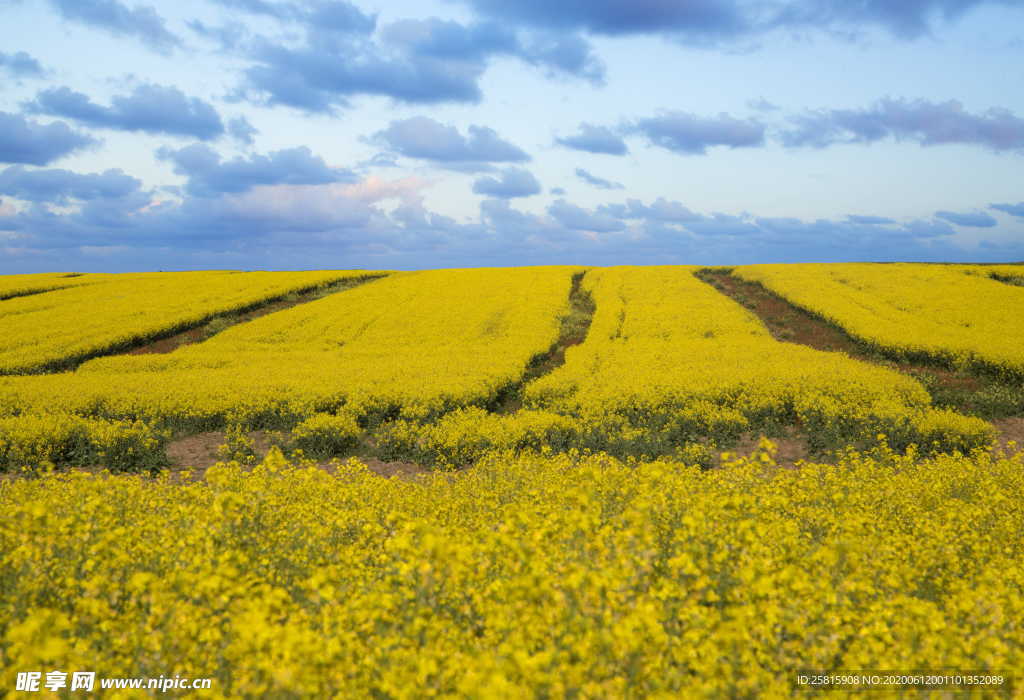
[0,264,1022,696]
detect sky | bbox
[1,0,1023,272]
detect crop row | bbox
[0,270,374,374]
[735,263,1024,381]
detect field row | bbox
[0,270,378,374]
[736,263,1024,380]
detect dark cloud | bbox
[846,214,896,225]
[0,165,141,203]
[548,199,626,232]
[781,98,1024,151]
[156,143,358,197]
[934,210,997,227]
[454,0,748,40]
[556,123,629,155]
[575,168,623,190]
[457,0,1018,44]
[47,0,181,53]
[630,111,765,155]
[236,12,602,113]
[902,219,958,238]
[373,117,530,170]
[0,51,45,78]
[1,170,1013,271]
[472,168,541,198]
[243,30,481,111]
[228,116,259,146]
[990,202,1024,219]
[27,85,225,141]
[0,112,99,166]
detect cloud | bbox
[611,197,703,223]
[846,214,896,225]
[207,0,307,22]
[0,51,45,78]
[2,170,1016,271]
[47,0,181,53]
[767,0,1009,40]
[630,111,765,155]
[781,98,1024,152]
[373,117,529,170]
[358,153,401,169]
[456,0,1017,44]
[27,85,225,140]
[0,165,142,203]
[187,19,249,51]
[472,168,541,198]
[550,187,566,195]
[685,213,762,236]
[383,18,605,83]
[228,116,258,146]
[902,219,957,238]
[517,32,605,84]
[934,210,997,227]
[746,97,779,112]
[575,168,623,190]
[556,123,629,155]
[0,112,99,166]
[990,202,1024,219]
[548,199,626,232]
[236,12,602,113]
[156,143,358,197]
[453,0,748,40]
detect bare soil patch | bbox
[716,430,813,470]
[161,430,428,483]
[992,417,1024,455]
[360,458,429,480]
[165,430,276,469]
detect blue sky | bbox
[1,0,1023,272]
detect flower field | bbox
[2,444,1022,697]
[1,263,1022,696]
[735,263,1024,380]
[0,270,374,374]
[0,272,128,301]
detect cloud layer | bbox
[472,168,541,198]
[781,98,1024,152]
[0,113,98,166]
[373,117,530,171]
[156,144,358,197]
[27,85,225,140]
[0,51,45,78]
[48,0,182,53]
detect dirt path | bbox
[491,270,596,413]
[162,430,427,482]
